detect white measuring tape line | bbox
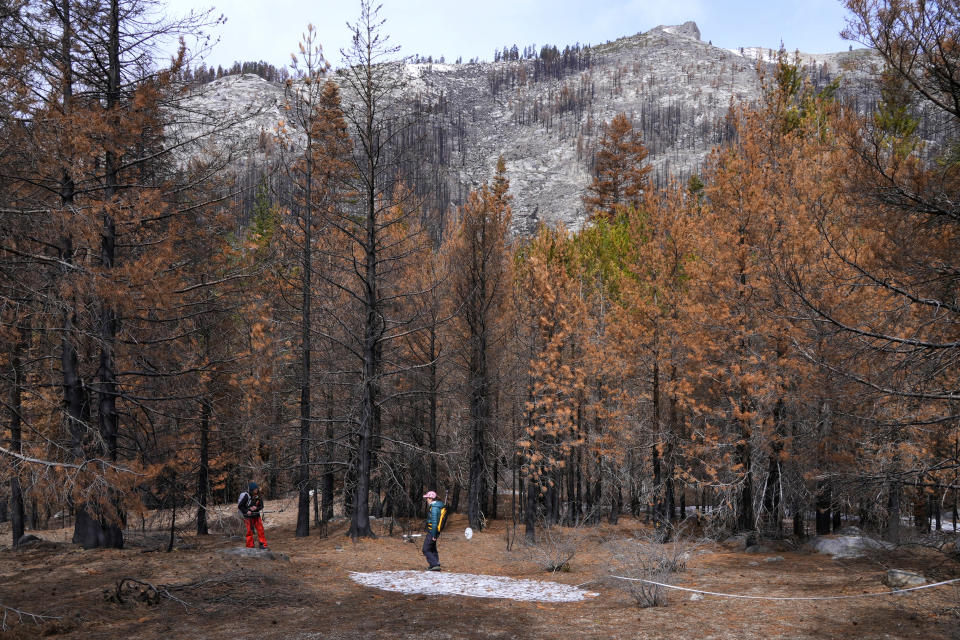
[608,576,960,601]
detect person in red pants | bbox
[238,482,268,549]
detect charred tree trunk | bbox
[427,327,439,491]
[466,331,488,530]
[652,438,662,524]
[575,446,583,521]
[952,489,957,535]
[735,433,754,533]
[524,476,537,542]
[196,400,210,535]
[57,0,94,549]
[450,483,461,512]
[793,503,805,538]
[68,0,124,549]
[932,492,940,532]
[463,207,499,533]
[347,52,383,540]
[665,442,676,522]
[887,480,901,543]
[651,354,664,525]
[322,393,335,523]
[667,378,681,522]
[608,483,621,524]
[90,0,123,550]
[296,135,314,538]
[763,448,782,535]
[491,456,498,521]
[815,482,832,535]
[9,330,25,546]
[591,458,603,525]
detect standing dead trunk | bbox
[9,329,26,546]
[651,352,665,527]
[815,482,832,535]
[608,484,621,524]
[508,450,517,550]
[933,491,941,532]
[735,403,754,534]
[887,480,901,543]
[449,483,461,512]
[322,394,335,523]
[466,332,488,530]
[427,328,439,491]
[79,0,124,550]
[491,456,499,521]
[349,329,377,539]
[295,106,315,538]
[793,504,805,538]
[665,443,675,522]
[763,449,782,535]
[196,401,210,535]
[56,0,94,549]
[524,478,537,542]
[952,488,957,534]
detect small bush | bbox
[521,523,586,573]
[607,523,706,607]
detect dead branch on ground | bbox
[0,602,62,632]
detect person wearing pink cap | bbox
[422,491,444,571]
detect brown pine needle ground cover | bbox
[0,500,958,640]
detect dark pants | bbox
[422,534,439,567]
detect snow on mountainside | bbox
[172,22,883,231]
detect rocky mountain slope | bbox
[173,22,884,231]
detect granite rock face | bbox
[884,569,927,589]
[172,22,883,231]
[219,547,290,562]
[809,534,892,558]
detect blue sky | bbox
[162,0,860,70]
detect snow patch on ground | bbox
[350,570,599,602]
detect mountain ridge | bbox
[174,22,882,231]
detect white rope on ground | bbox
[608,576,960,601]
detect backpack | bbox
[436,504,450,534]
[237,492,249,511]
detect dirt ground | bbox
[0,499,958,640]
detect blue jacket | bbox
[425,500,445,536]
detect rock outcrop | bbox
[809,534,891,558]
[172,22,884,231]
[884,569,927,588]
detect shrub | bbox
[606,523,706,607]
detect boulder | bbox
[763,556,785,563]
[124,532,189,550]
[16,534,42,546]
[809,535,890,559]
[723,533,751,550]
[15,534,61,550]
[744,544,774,554]
[834,526,862,536]
[884,569,927,589]
[219,547,290,562]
